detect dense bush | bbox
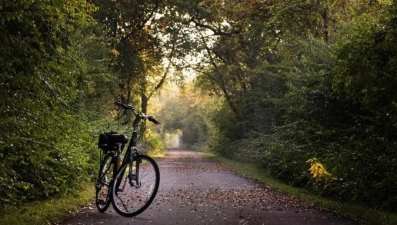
[197,0,397,212]
[0,0,113,210]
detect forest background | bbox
[1,0,397,215]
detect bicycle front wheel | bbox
[111,155,160,217]
[95,154,114,212]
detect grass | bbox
[205,153,397,225]
[0,183,95,225]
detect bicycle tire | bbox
[95,154,114,212]
[111,155,160,217]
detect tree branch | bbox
[190,17,241,36]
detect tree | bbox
[91,0,176,115]
[166,0,287,155]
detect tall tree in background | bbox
[91,0,180,115]
[167,0,292,156]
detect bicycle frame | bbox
[96,102,160,216]
[115,111,147,190]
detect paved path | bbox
[60,149,356,225]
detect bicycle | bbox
[95,102,161,217]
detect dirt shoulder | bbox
[60,149,356,225]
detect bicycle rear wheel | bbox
[111,155,160,217]
[95,154,114,212]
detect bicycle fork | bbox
[115,159,141,194]
[129,159,141,188]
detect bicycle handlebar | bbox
[115,102,134,110]
[114,102,161,125]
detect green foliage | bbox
[143,128,166,156]
[91,0,169,114]
[0,0,112,210]
[326,3,397,208]
[255,10,397,209]
[186,0,397,212]
[156,85,220,149]
[333,7,397,119]
[2,0,397,216]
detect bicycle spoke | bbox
[95,154,113,213]
[111,155,160,217]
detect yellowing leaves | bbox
[307,158,331,180]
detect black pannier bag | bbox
[98,131,128,151]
